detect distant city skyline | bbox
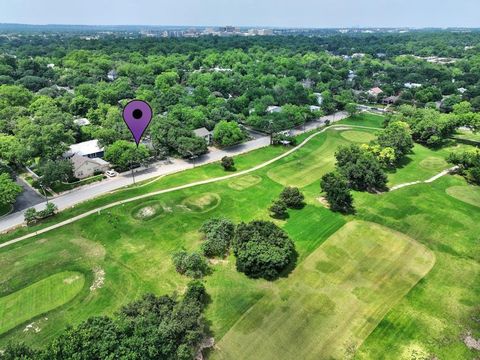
[0,0,479,28]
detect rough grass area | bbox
[446,185,480,207]
[340,130,376,143]
[214,221,435,360]
[0,271,85,334]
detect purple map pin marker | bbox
[122,100,153,146]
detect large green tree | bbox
[233,221,296,280]
[104,140,149,171]
[213,120,246,147]
[0,173,22,207]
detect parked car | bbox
[105,170,117,178]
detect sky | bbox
[1,0,479,28]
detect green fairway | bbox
[266,128,376,188]
[340,130,376,143]
[446,185,480,207]
[214,221,435,360]
[353,176,480,359]
[0,271,85,334]
[228,174,262,190]
[0,114,478,359]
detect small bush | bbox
[269,199,288,219]
[172,251,209,278]
[280,187,305,209]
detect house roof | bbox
[73,118,91,126]
[368,87,384,95]
[70,154,109,171]
[193,127,211,137]
[266,105,282,112]
[66,140,103,157]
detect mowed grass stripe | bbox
[0,271,85,334]
[267,131,351,188]
[214,221,435,360]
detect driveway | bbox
[13,177,44,212]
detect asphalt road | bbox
[0,112,347,234]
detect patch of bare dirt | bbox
[208,259,228,265]
[195,337,215,360]
[90,267,105,291]
[23,317,48,333]
[463,332,480,351]
[317,196,330,208]
[63,274,81,284]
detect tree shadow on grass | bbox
[278,248,299,280]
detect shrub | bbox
[24,208,37,225]
[200,217,235,258]
[221,156,234,171]
[233,221,296,280]
[172,251,209,278]
[269,199,287,219]
[279,186,304,208]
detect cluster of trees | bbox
[321,120,417,212]
[269,186,305,218]
[448,148,480,185]
[321,144,388,212]
[1,281,209,360]
[198,215,297,280]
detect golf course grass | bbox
[0,271,85,334]
[0,113,478,359]
[340,130,376,143]
[214,221,435,360]
[446,185,480,207]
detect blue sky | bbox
[0,0,479,28]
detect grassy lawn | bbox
[51,175,105,193]
[0,271,84,334]
[452,129,480,144]
[214,221,434,360]
[353,176,480,359]
[446,184,480,208]
[0,112,478,359]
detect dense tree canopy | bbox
[1,282,209,360]
[233,221,296,280]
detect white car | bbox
[105,170,117,178]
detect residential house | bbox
[266,105,282,114]
[73,118,91,127]
[367,87,384,97]
[107,70,118,81]
[193,127,213,145]
[309,105,321,112]
[404,82,422,89]
[64,140,105,159]
[70,154,110,179]
[313,93,324,105]
[382,95,400,105]
[301,79,314,89]
[458,87,467,94]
